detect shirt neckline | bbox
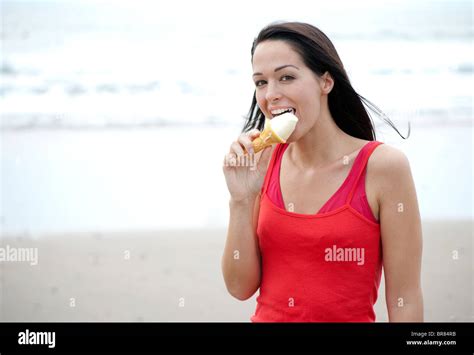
[276,141,372,216]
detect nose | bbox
[265,81,282,103]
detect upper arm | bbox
[372,145,423,308]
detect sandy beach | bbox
[0,219,472,322]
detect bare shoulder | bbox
[369,143,411,172]
[367,143,413,201]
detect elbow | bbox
[221,257,260,301]
[222,271,259,301]
[226,285,257,301]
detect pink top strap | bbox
[346,141,384,204]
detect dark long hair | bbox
[243,22,409,140]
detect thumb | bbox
[247,129,261,140]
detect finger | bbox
[237,134,255,155]
[224,152,238,167]
[223,153,233,167]
[230,141,245,157]
[246,128,261,139]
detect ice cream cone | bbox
[251,118,286,153]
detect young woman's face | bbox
[252,40,328,141]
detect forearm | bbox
[222,198,261,300]
[387,287,424,322]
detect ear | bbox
[320,71,334,95]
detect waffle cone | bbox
[251,118,286,153]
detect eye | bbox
[281,75,294,82]
[255,80,266,87]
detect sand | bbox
[0,220,472,322]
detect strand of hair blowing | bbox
[243,22,409,140]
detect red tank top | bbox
[251,141,384,322]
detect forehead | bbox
[252,40,303,70]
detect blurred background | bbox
[0,0,472,322]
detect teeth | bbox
[271,108,295,116]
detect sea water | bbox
[1,0,472,234]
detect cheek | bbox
[299,91,321,116]
[295,79,321,108]
[255,91,267,112]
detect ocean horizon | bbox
[1,0,472,235]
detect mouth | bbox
[270,107,296,118]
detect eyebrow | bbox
[252,64,300,77]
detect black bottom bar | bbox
[0,322,472,354]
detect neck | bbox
[289,106,362,170]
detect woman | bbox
[221,22,423,322]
